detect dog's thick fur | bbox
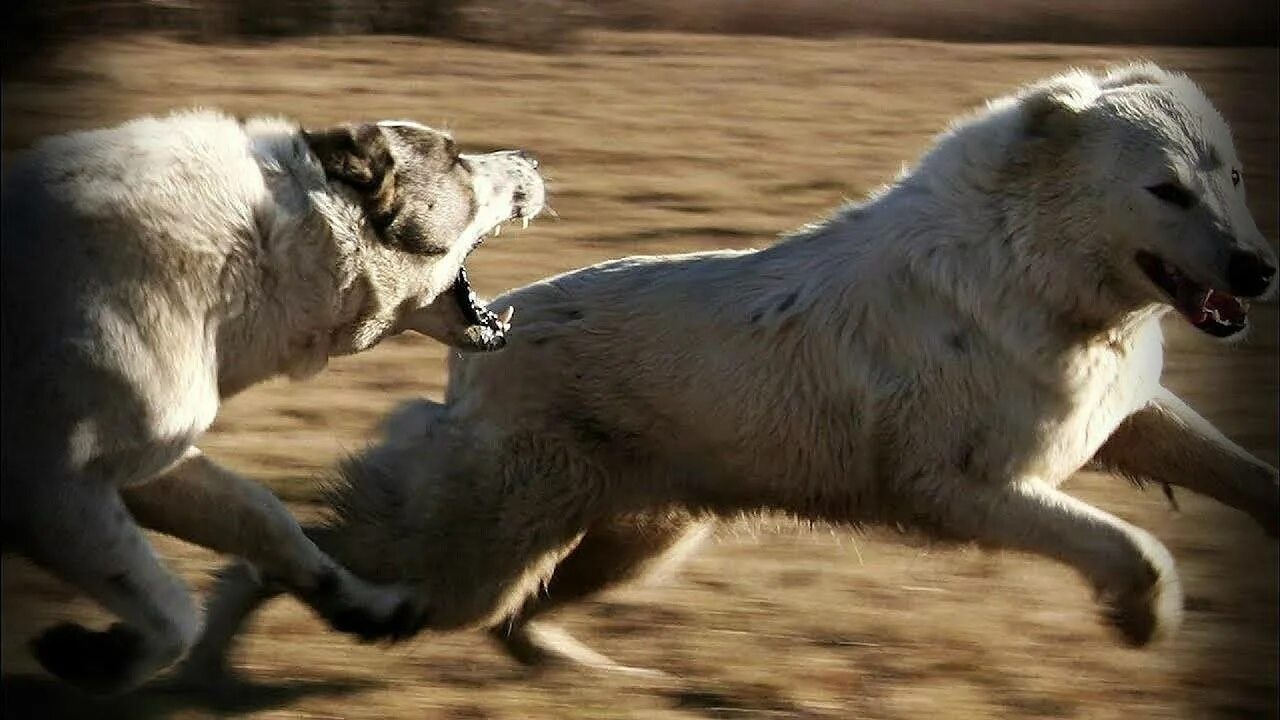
[193,64,1279,679]
[0,110,543,692]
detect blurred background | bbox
[1,2,1277,718]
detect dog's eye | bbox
[1231,169,1241,187]
[1146,182,1194,209]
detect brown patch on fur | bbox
[305,123,439,255]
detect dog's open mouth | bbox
[437,214,539,352]
[447,265,513,351]
[1135,251,1248,338]
[408,149,545,353]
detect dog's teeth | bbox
[521,217,529,230]
[499,306,515,326]
[494,225,501,237]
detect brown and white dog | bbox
[0,110,544,692]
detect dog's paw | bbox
[31,622,148,694]
[491,622,674,683]
[327,593,426,643]
[304,570,427,644]
[1098,538,1183,647]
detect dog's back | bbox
[2,111,270,313]
[0,113,265,481]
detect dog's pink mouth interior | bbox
[1135,251,1248,337]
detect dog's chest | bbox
[993,330,1163,484]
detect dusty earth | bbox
[1,31,1277,719]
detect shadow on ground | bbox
[0,673,381,720]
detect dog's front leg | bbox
[122,449,427,643]
[1091,386,1278,537]
[920,479,1182,646]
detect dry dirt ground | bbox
[1,32,1277,720]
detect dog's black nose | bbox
[513,150,538,169]
[1227,250,1277,298]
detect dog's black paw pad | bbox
[386,598,429,642]
[327,598,426,644]
[1100,581,1179,648]
[1103,603,1158,647]
[31,622,146,694]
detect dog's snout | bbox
[1227,250,1277,298]
[513,150,538,169]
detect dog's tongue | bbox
[1203,289,1246,323]
[1186,288,1246,327]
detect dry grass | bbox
[1,31,1277,720]
[594,0,1278,46]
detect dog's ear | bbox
[304,123,394,190]
[1020,72,1101,142]
[305,123,440,252]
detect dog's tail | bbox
[316,398,466,583]
[322,398,457,526]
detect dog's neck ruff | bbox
[214,134,383,393]
[758,180,1161,389]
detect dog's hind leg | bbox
[490,511,711,678]
[173,560,282,686]
[14,477,200,694]
[918,479,1183,647]
[123,449,426,646]
[1091,386,1278,537]
[173,526,350,688]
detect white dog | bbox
[0,111,544,692]
[192,64,1278,680]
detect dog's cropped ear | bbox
[304,123,430,251]
[1020,72,1101,142]
[303,123,394,190]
